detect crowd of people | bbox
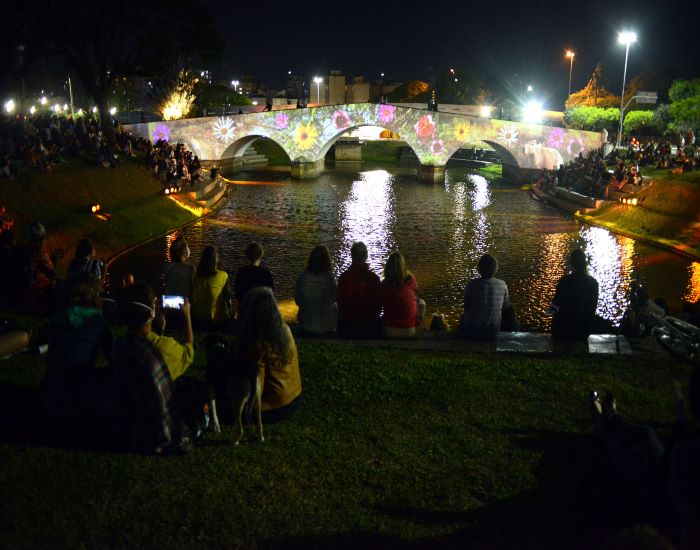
[145,140,203,186]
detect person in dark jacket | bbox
[550,248,599,340]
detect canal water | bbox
[106,164,699,331]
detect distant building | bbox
[347,76,370,103]
[286,75,304,99]
[240,75,258,97]
[328,70,346,104]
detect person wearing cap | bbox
[11,221,61,314]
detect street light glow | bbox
[480,105,492,117]
[109,107,117,115]
[526,85,533,92]
[522,100,544,123]
[40,96,47,105]
[30,105,36,114]
[618,31,637,45]
[92,106,98,113]
[53,104,61,112]
[313,76,323,104]
[565,50,575,59]
[4,99,15,113]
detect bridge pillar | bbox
[334,138,362,162]
[291,158,325,179]
[502,163,540,184]
[417,164,446,183]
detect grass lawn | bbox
[0,335,692,548]
[578,170,700,259]
[0,156,199,267]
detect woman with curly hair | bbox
[380,251,425,338]
[239,287,301,423]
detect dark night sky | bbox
[203,0,698,106]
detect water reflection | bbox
[338,169,395,274]
[105,164,696,330]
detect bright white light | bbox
[522,100,544,123]
[77,108,83,116]
[454,78,459,82]
[40,96,47,105]
[618,31,637,45]
[92,106,98,113]
[527,84,533,92]
[109,107,117,115]
[313,76,322,84]
[29,105,36,114]
[63,103,68,111]
[4,99,15,113]
[288,70,292,75]
[252,101,258,106]
[480,105,492,117]
[53,104,61,112]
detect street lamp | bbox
[313,76,322,104]
[526,84,533,92]
[231,80,239,93]
[565,50,575,98]
[617,31,637,147]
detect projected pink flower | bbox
[332,110,351,130]
[431,139,445,155]
[415,115,436,143]
[152,123,170,143]
[275,112,289,130]
[378,104,396,124]
[547,128,565,148]
[567,137,584,156]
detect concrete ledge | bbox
[418,164,446,183]
[291,158,325,179]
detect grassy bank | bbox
[577,170,700,259]
[0,157,200,267]
[0,336,692,547]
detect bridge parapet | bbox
[125,104,603,181]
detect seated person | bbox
[380,251,425,338]
[459,254,510,341]
[234,242,274,305]
[111,283,196,454]
[336,241,381,338]
[238,287,301,423]
[550,249,599,341]
[192,246,233,329]
[68,238,105,281]
[40,273,113,421]
[294,245,338,336]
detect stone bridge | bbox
[125,103,603,182]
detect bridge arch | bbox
[447,139,519,167]
[221,134,293,162]
[317,125,418,161]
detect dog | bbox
[200,334,264,445]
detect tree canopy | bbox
[667,79,700,132]
[565,63,620,109]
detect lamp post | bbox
[313,76,322,105]
[231,80,239,93]
[617,31,637,148]
[565,50,575,98]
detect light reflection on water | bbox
[106,164,696,330]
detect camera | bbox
[162,295,185,309]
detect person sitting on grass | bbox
[68,238,105,281]
[380,251,425,339]
[234,242,274,305]
[238,286,302,424]
[550,249,599,341]
[336,241,382,338]
[294,245,338,337]
[192,245,233,330]
[112,283,199,454]
[459,253,511,341]
[41,272,113,422]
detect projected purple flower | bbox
[431,139,445,155]
[567,137,584,156]
[378,104,396,124]
[547,128,565,148]
[275,112,289,130]
[415,115,436,143]
[332,110,351,130]
[152,123,170,143]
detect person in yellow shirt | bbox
[192,245,233,329]
[149,298,194,380]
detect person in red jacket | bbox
[337,242,381,338]
[380,251,425,338]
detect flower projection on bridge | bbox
[129,104,603,170]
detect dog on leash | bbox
[200,334,264,445]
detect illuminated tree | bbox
[667,79,700,133]
[565,63,620,109]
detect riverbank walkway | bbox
[297,331,635,355]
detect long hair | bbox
[306,245,332,275]
[66,272,102,308]
[237,287,292,364]
[169,237,189,263]
[197,245,218,278]
[383,251,411,286]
